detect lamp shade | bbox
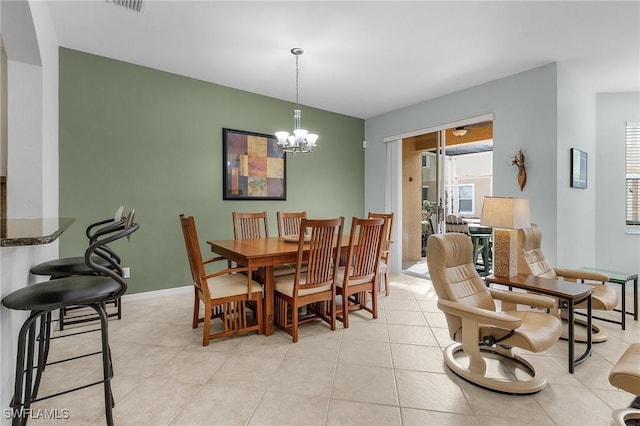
[480,197,531,229]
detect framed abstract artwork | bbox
[222,128,286,200]
[570,148,587,189]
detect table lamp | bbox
[480,196,531,277]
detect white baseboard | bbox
[122,284,191,302]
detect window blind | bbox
[625,122,640,233]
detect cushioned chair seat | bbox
[30,255,113,277]
[272,264,296,277]
[335,266,375,287]
[206,274,262,299]
[274,275,331,297]
[479,310,562,353]
[2,276,122,312]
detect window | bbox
[445,184,475,215]
[458,184,474,213]
[626,122,640,233]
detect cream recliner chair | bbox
[609,343,640,425]
[426,233,562,394]
[517,223,618,343]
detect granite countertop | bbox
[0,217,75,247]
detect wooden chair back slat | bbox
[233,211,269,239]
[277,211,307,236]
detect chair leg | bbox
[330,297,336,331]
[384,271,390,296]
[291,302,299,343]
[89,303,115,426]
[342,288,349,329]
[58,307,63,331]
[116,297,122,320]
[32,311,52,401]
[10,311,43,426]
[371,288,378,320]
[192,289,200,329]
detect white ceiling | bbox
[47,1,640,119]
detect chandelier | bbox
[275,48,318,154]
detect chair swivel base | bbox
[611,408,640,426]
[444,343,548,395]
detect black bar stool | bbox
[30,207,124,330]
[2,212,139,426]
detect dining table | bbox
[207,235,350,335]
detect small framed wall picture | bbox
[570,148,587,189]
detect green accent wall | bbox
[59,48,365,294]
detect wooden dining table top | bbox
[208,235,351,259]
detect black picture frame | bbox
[570,148,588,189]
[222,128,286,200]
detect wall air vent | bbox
[107,0,145,13]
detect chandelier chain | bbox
[295,54,300,109]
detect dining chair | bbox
[273,217,344,342]
[445,214,470,234]
[180,214,263,346]
[367,212,393,296]
[276,211,307,237]
[232,211,295,276]
[426,232,562,394]
[517,223,618,342]
[336,217,386,328]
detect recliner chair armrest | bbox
[437,299,522,330]
[554,268,607,283]
[490,289,557,310]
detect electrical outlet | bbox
[123,267,130,278]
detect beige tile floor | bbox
[24,273,640,425]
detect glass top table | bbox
[576,266,638,328]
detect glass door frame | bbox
[383,113,494,271]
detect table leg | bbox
[634,278,638,321]
[587,295,592,351]
[573,294,593,371]
[622,280,626,330]
[568,299,575,374]
[263,266,274,336]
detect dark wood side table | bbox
[484,273,593,373]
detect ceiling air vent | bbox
[107,0,145,13]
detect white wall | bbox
[596,92,640,272]
[555,63,597,268]
[365,64,559,270]
[0,1,58,419]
